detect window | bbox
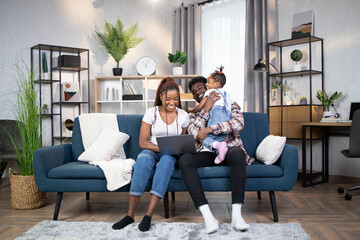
[201,0,246,108]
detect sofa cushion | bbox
[48,161,105,179]
[78,126,130,162]
[170,161,283,179]
[256,135,286,165]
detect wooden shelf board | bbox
[269,70,322,78]
[32,44,88,53]
[268,36,322,47]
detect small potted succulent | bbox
[316,90,342,118]
[290,49,303,71]
[300,96,307,105]
[42,104,49,114]
[168,50,187,75]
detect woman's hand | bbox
[197,126,213,143]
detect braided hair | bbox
[209,65,226,87]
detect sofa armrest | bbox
[33,144,72,191]
[277,144,299,190]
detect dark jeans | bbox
[178,147,247,208]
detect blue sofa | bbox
[33,113,298,222]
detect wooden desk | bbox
[301,122,352,187]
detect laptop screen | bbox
[349,102,360,120]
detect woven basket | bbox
[9,169,46,210]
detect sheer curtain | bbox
[201,0,246,108]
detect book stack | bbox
[320,117,342,123]
[122,80,143,100]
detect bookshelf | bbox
[94,75,197,114]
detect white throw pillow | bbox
[78,126,130,162]
[255,135,286,165]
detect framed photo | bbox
[292,10,314,39]
[63,82,80,102]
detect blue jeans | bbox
[202,105,231,151]
[130,149,176,198]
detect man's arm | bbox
[196,103,244,142]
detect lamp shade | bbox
[253,59,268,72]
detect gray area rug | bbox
[16,220,311,240]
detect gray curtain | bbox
[244,0,277,113]
[173,4,201,92]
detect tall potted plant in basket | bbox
[168,50,187,75]
[96,18,144,76]
[7,64,45,209]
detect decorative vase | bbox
[9,169,46,210]
[42,72,50,80]
[270,88,281,106]
[300,98,307,105]
[293,64,301,71]
[113,68,123,76]
[172,67,183,75]
[42,108,49,114]
[323,111,332,118]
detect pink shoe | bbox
[213,142,228,164]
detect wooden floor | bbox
[0,175,359,240]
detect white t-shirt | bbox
[204,89,234,109]
[142,106,189,145]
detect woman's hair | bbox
[209,65,226,87]
[154,77,182,109]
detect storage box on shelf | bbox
[267,36,324,139]
[31,44,90,145]
[94,75,197,114]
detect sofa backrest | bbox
[71,112,268,161]
[71,115,143,161]
[240,112,269,158]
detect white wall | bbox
[0,0,199,119]
[278,0,360,177]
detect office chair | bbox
[337,109,360,200]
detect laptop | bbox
[349,102,360,120]
[156,134,196,155]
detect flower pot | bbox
[113,68,123,76]
[323,111,332,118]
[300,98,307,105]
[293,64,301,71]
[42,72,50,80]
[9,169,46,210]
[172,67,183,75]
[42,108,49,114]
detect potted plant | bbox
[316,90,342,118]
[8,64,45,209]
[300,96,307,105]
[270,80,281,105]
[168,50,187,75]
[290,49,303,71]
[42,103,49,114]
[41,52,49,79]
[96,18,144,76]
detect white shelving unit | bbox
[95,75,197,114]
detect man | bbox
[178,76,253,234]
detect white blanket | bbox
[90,158,135,191]
[79,113,135,191]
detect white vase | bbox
[323,111,332,118]
[172,67,183,75]
[293,64,301,71]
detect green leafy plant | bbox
[168,50,187,67]
[96,18,144,68]
[316,90,342,111]
[42,104,48,109]
[290,49,303,63]
[300,96,306,100]
[7,64,42,176]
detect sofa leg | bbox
[164,191,169,218]
[53,192,63,220]
[269,191,278,222]
[257,191,261,200]
[86,192,90,200]
[171,191,175,201]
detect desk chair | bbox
[337,109,360,200]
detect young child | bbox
[189,66,239,164]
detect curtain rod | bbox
[197,0,220,6]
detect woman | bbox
[112,77,189,232]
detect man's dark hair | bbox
[188,76,206,91]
